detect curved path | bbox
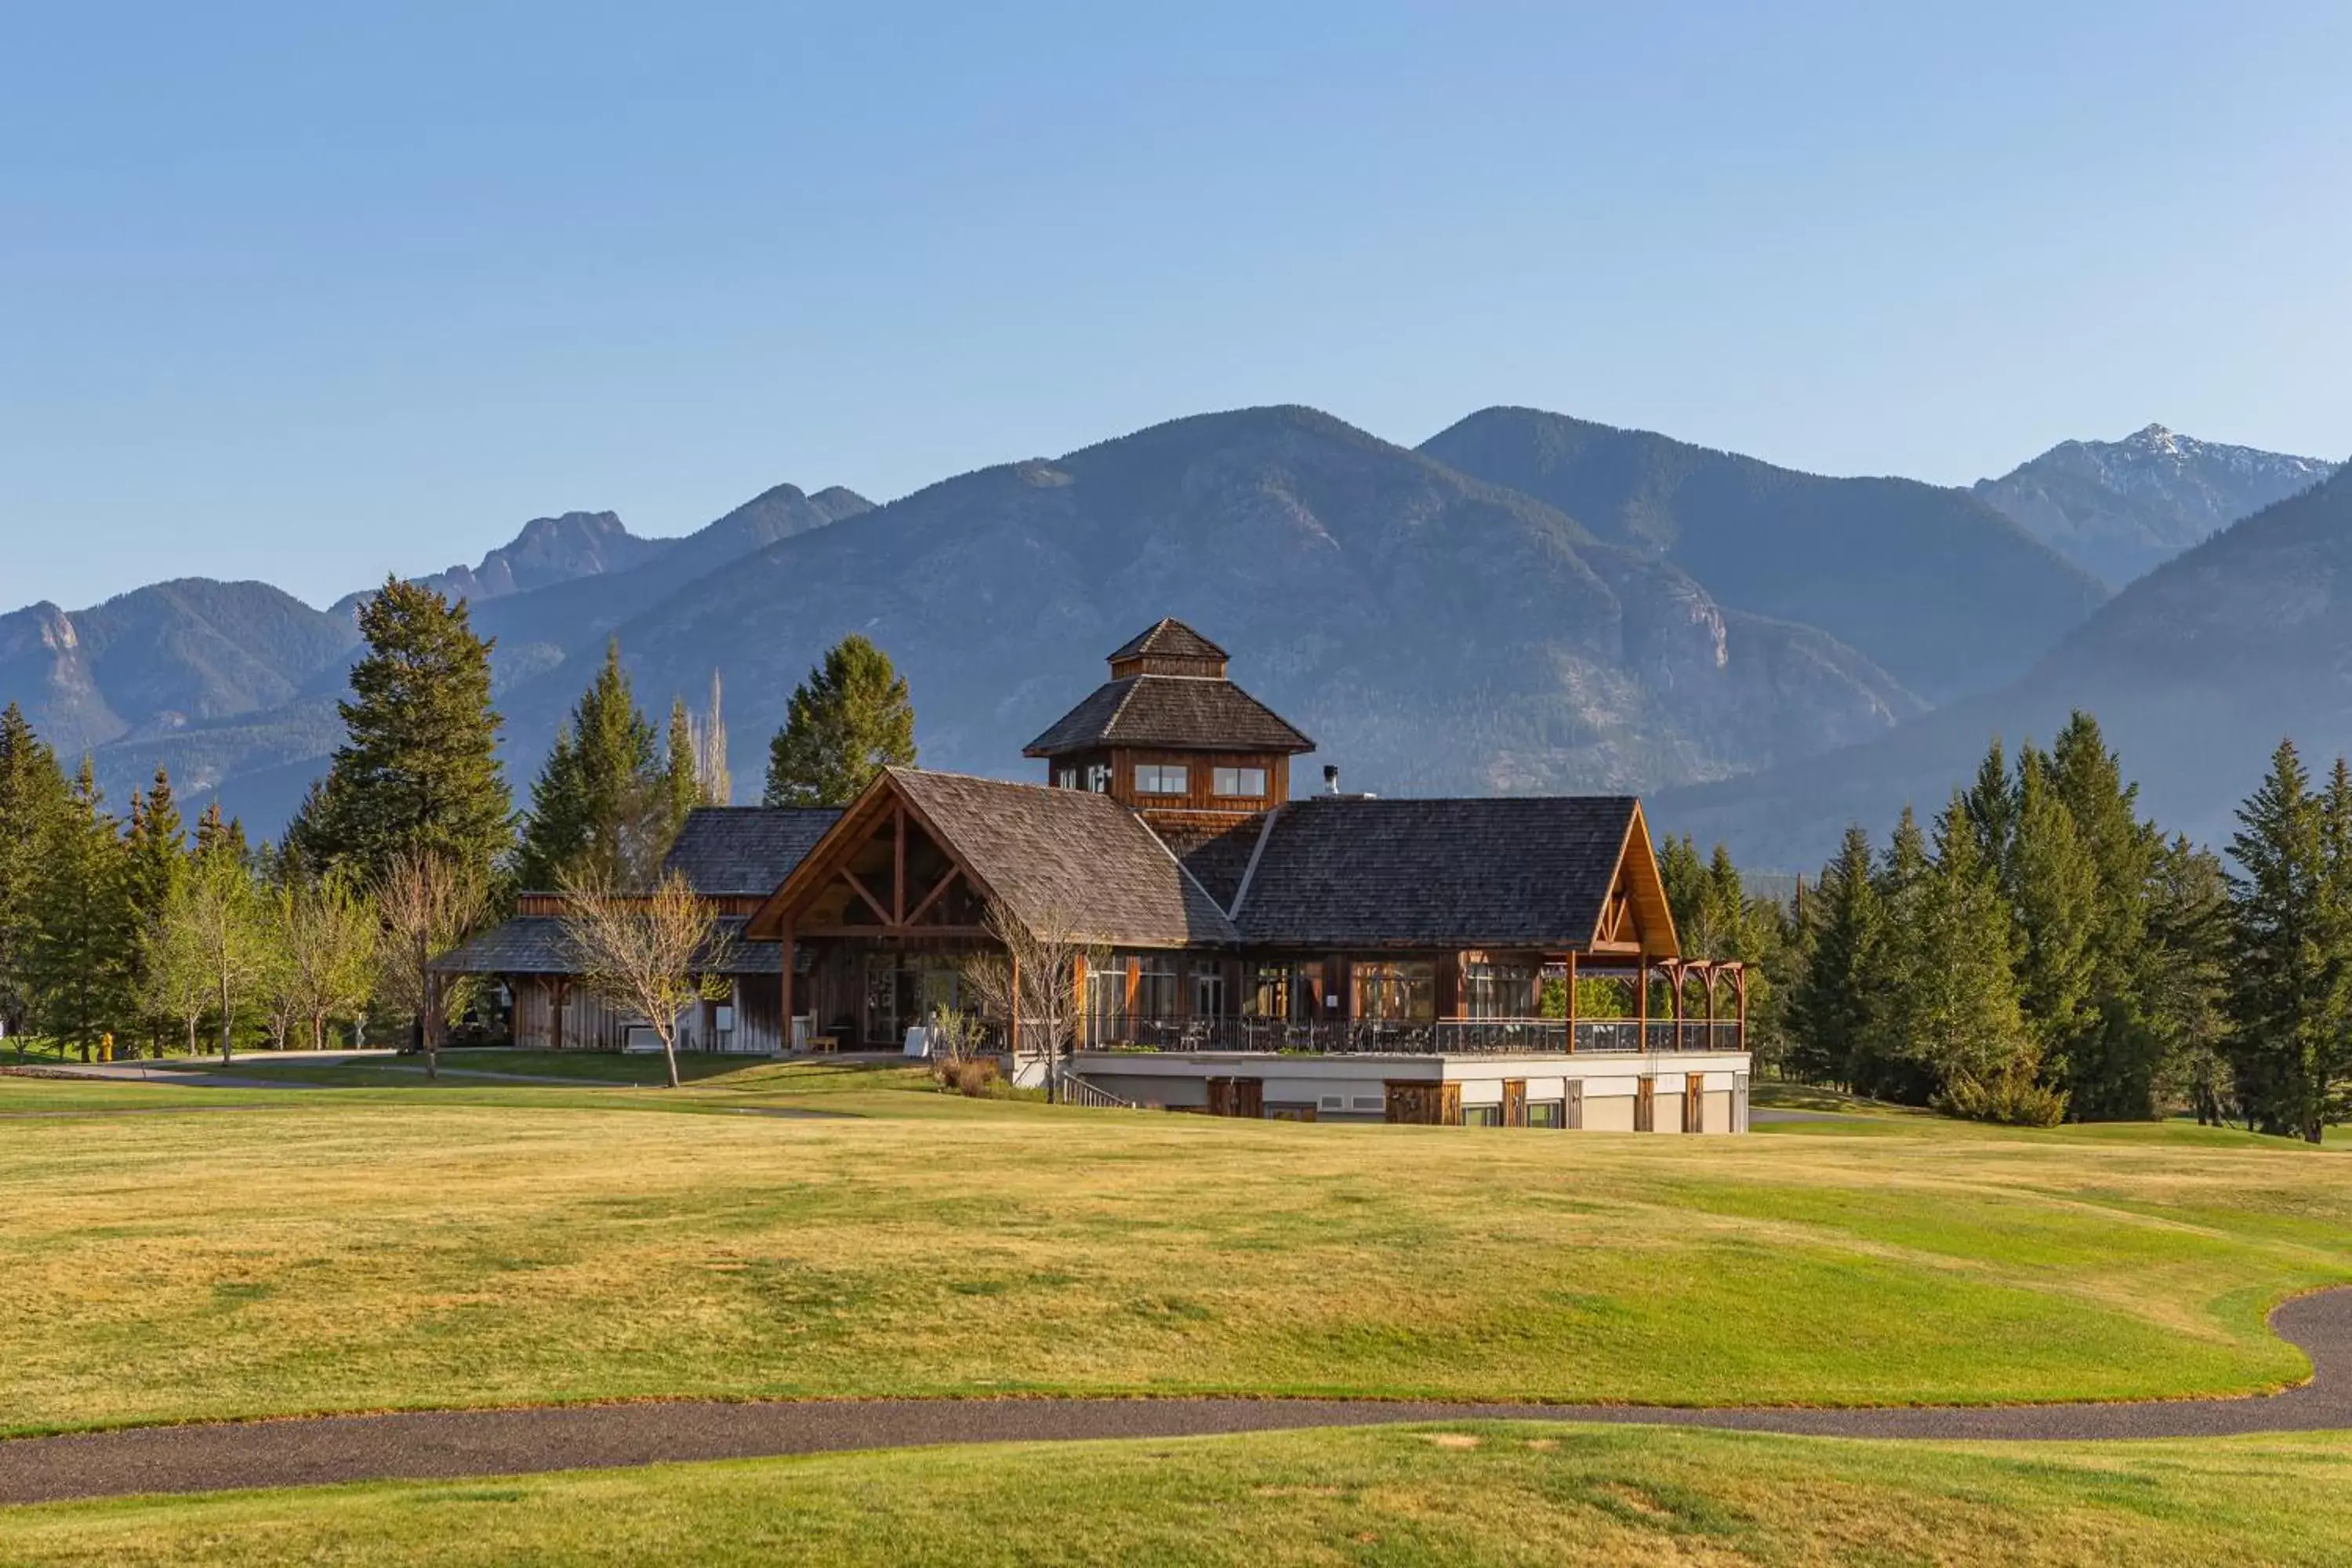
[4,1290,2347,1506]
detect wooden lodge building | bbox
[434,619,1752,1132]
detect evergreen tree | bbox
[27,760,136,1057]
[2006,747,2098,1077]
[121,770,190,1055]
[194,801,249,866]
[1964,737,2017,871]
[2225,740,2339,1141]
[1891,794,2052,1123]
[1846,808,1933,1099]
[1657,833,1708,938]
[514,642,666,888]
[0,703,69,1040]
[290,576,513,887]
[663,696,701,844]
[2048,712,2162,1119]
[763,634,917,807]
[1790,826,1882,1088]
[2146,835,2235,1126]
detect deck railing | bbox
[1077,1016,1744,1057]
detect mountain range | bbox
[1658,458,2352,866]
[1973,424,2335,588]
[5,407,2337,866]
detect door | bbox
[1685,1073,1706,1134]
[1635,1076,1656,1133]
[1501,1079,1528,1128]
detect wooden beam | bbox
[839,867,892,925]
[906,866,960,927]
[893,802,907,924]
[1564,950,1577,1053]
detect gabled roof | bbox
[660,807,844,897]
[1022,674,1316,757]
[887,769,1239,947]
[430,916,779,976]
[1106,618,1229,664]
[1229,795,1671,954]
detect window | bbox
[1461,1103,1503,1127]
[1134,956,1180,1023]
[1192,965,1227,1019]
[1352,960,1436,1022]
[1464,960,1537,1019]
[1527,1100,1564,1130]
[1054,768,1078,789]
[1085,763,1112,793]
[1213,765,1268,797]
[1247,964,1290,1020]
[1134,763,1189,795]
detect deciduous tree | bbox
[556,869,728,1091]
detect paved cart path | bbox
[4,1290,2347,1505]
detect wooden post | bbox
[892,803,907,923]
[780,923,796,1054]
[1636,952,1649,1051]
[1564,951,1578,1053]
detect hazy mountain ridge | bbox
[547,405,1922,806]
[329,510,671,618]
[1419,406,2109,703]
[1973,423,2336,588]
[1657,454,2352,868]
[0,580,361,763]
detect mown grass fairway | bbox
[8,1424,2352,1566]
[3,1063,2347,1436]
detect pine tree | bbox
[121,769,189,1054]
[194,801,249,866]
[1791,826,1882,1088]
[663,697,701,844]
[2048,712,2162,1119]
[2007,747,2098,1082]
[764,634,917,807]
[514,642,665,888]
[2146,835,2235,1126]
[1964,737,2017,871]
[1894,793,2051,1123]
[290,576,513,887]
[2226,740,2334,1141]
[1657,833,1708,938]
[1850,807,1932,1100]
[0,703,69,1040]
[27,760,136,1057]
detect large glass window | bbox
[1192,964,1228,1019]
[1464,960,1538,1019]
[1352,960,1436,1022]
[1134,764,1188,795]
[1247,964,1290,1020]
[1212,765,1268,797]
[1461,1103,1503,1127]
[1134,956,1180,1022]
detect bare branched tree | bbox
[557,868,729,1090]
[960,899,1104,1104]
[375,848,489,1081]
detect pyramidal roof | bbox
[1107,618,1229,664]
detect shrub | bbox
[953,1057,1000,1098]
[1935,1062,2069,1127]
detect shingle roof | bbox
[431,916,779,975]
[661,808,843,896]
[1022,674,1316,757]
[1107,618,1229,664]
[1230,796,1639,949]
[891,769,1239,948]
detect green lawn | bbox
[2,1065,2347,1436]
[9,1424,2352,1566]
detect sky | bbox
[4,1,2347,611]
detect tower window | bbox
[1212,766,1267,797]
[1134,764,1189,795]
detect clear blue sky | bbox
[5,2,2347,610]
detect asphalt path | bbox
[3,1290,2346,1505]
